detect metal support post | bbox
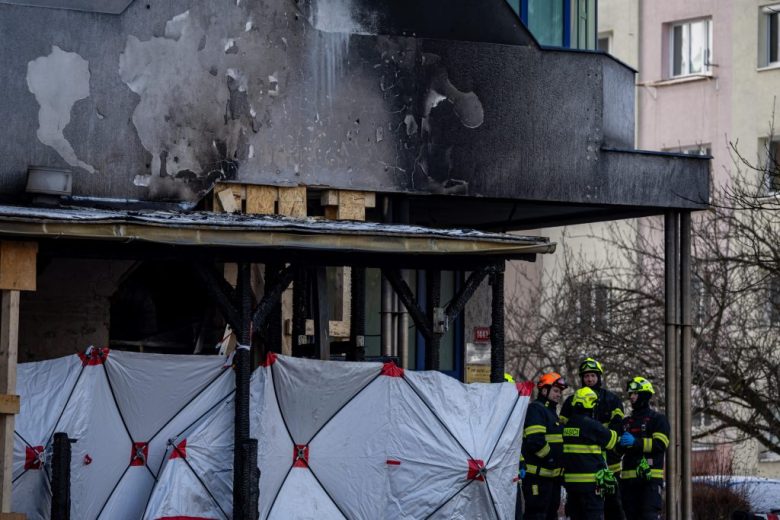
[397,271,409,368]
[489,263,505,383]
[680,211,693,520]
[314,267,330,360]
[381,277,393,357]
[425,269,441,370]
[233,262,252,520]
[292,267,308,356]
[50,432,71,520]
[664,212,680,520]
[350,267,366,361]
[265,263,283,354]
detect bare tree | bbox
[506,144,780,455]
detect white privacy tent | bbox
[14,350,532,519]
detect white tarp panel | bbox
[13,348,235,520]
[15,350,531,519]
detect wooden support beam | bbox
[0,514,26,520]
[0,290,19,512]
[0,396,19,416]
[0,242,37,292]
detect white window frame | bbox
[759,4,780,68]
[669,18,713,78]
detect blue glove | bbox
[620,432,636,447]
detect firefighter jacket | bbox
[521,396,564,478]
[619,403,670,481]
[561,412,618,485]
[560,385,624,473]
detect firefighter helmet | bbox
[579,357,604,376]
[536,372,568,389]
[571,387,599,409]
[626,376,655,395]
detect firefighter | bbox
[562,387,619,520]
[560,357,626,519]
[618,376,670,520]
[519,372,568,520]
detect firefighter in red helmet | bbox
[518,372,568,520]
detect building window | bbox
[516,0,596,50]
[574,281,611,329]
[766,275,780,326]
[759,4,780,67]
[670,18,712,77]
[760,138,780,192]
[526,0,565,47]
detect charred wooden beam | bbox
[382,268,433,340]
[192,262,241,332]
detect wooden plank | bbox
[0,242,37,292]
[363,191,376,208]
[278,186,307,218]
[0,513,26,520]
[246,185,277,215]
[0,291,19,512]
[0,396,19,416]
[216,188,240,213]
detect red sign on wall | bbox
[473,327,490,343]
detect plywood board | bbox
[278,186,306,217]
[0,242,37,291]
[246,185,277,215]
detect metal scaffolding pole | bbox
[381,278,393,357]
[664,212,680,520]
[680,211,693,520]
[425,269,441,370]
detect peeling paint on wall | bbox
[26,45,97,174]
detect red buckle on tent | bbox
[24,446,44,470]
[169,439,187,460]
[467,459,487,481]
[380,361,404,377]
[260,351,277,367]
[293,444,309,468]
[516,381,534,396]
[130,442,149,466]
[78,347,109,366]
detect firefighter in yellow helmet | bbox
[518,372,568,520]
[562,387,619,520]
[618,377,670,520]
[560,357,626,519]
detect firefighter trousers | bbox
[565,483,604,520]
[520,474,560,520]
[604,478,626,520]
[620,479,662,520]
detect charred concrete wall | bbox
[0,0,645,209]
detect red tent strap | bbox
[130,441,149,466]
[293,444,309,468]
[78,347,109,366]
[169,439,187,460]
[259,351,277,367]
[380,361,404,378]
[24,446,44,470]
[467,459,487,481]
[516,381,534,396]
